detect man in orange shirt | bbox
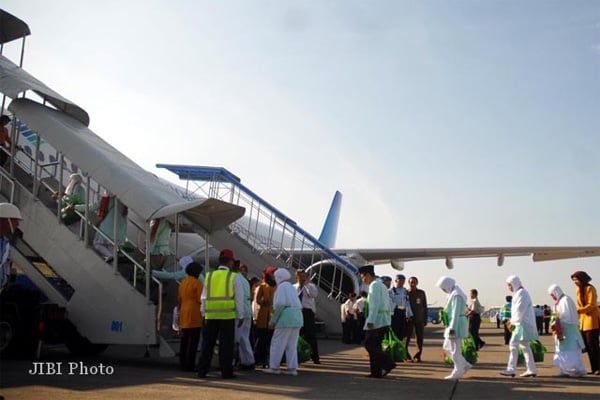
[178,262,204,371]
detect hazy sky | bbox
[2,1,599,308]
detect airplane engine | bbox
[305,258,361,302]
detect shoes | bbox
[262,368,281,375]
[239,364,255,371]
[313,359,321,364]
[478,341,485,350]
[104,256,113,263]
[282,369,298,376]
[382,363,397,377]
[365,374,382,378]
[520,371,537,378]
[222,374,237,379]
[445,373,462,380]
[500,370,515,377]
[413,352,422,362]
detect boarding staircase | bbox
[158,165,361,334]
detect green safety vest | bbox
[204,269,237,320]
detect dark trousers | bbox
[581,328,600,373]
[180,327,201,371]
[502,322,512,345]
[364,326,396,377]
[535,316,543,334]
[543,318,550,335]
[468,314,484,348]
[300,308,320,362]
[342,318,357,344]
[254,327,273,366]
[356,314,366,343]
[404,319,425,359]
[197,318,235,378]
[391,309,407,341]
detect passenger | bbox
[542,304,551,335]
[467,288,486,350]
[405,276,428,362]
[390,274,413,342]
[436,276,472,380]
[197,249,243,379]
[358,264,396,378]
[0,115,20,167]
[73,192,128,263]
[0,203,22,288]
[149,217,173,269]
[232,261,255,370]
[52,173,86,225]
[177,262,204,371]
[253,266,276,368]
[547,284,586,377]
[353,290,368,343]
[500,275,539,378]
[500,295,513,345]
[570,270,600,375]
[294,268,321,364]
[341,292,357,344]
[534,305,544,334]
[263,268,303,376]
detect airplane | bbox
[2,7,599,342]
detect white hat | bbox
[0,203,22,219]
[179,256,194,271]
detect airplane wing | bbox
[331,246,600,270]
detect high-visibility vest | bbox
[204,269,237,320]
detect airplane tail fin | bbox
[318,191,342,248]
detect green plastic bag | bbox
[517,340,546,364]
[445,334,478,365]
[297,335,312,364]
[382,328,407,362]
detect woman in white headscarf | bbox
[436,276,471,380]
[500,275,539,377]
[548,284,586,377]
[263,268,304,376]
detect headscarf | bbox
[64,174,83,196]
[506,275,522,292]
[548,284,579,324]
[571,270,593,306]
[570,270,591,285]
[273,268,301,308]
[436,276,467,305]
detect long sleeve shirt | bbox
[294,281,318,312]
[364,280,392,330]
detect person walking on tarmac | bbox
[197,249,244,379]
[0,202,22,288]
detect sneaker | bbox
[262,368,281,375]
[282,369,298,376]
[445,373,462,380]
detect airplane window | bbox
[49,155,57,163]
[23,146,32,156]
[71,163,78,173]
[38,151,45,162]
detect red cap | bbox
[219,249,235,260]
[265,266,277,276]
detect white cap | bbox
[0,203,22,219]
[179,256,194,271]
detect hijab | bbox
[506,275,522,292]
[436,276,467,305]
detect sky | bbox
[2,1,599,309]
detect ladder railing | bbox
[157,164,358,300]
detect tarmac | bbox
[1,324,598,400]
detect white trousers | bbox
[507,340,537,373]
[235,317,255,366]
[269,327,300,370]
[443,338,470,375]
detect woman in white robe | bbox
[500,275,539,377]
[263,268,304,376]
[548,284,586,377]
[436,276,471,380]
